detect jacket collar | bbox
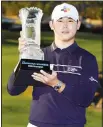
[51,41,78,54]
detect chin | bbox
[62,39,70,42]
[62,37,72,42]
[62,35,75,42]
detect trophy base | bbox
[14,59,51,86]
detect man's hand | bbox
[18,37,26,52]
[31,70,59,88]
[18,31,26,52]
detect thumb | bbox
[52,71,57,77]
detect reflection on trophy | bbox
[14,7,51,86]
[19,7,44,60]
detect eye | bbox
[68,20,74,22]
[57,20,63,22]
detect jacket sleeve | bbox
[7,61,28,96]
[61,56,99,107]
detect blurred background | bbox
[2,1,103,127]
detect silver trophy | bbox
[13,7,51,86]
[19,7,44,60]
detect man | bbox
[7,3,99,127]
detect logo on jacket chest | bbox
[50,64,82,75]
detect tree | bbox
[1,1,103,19]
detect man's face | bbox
[49,17,81,42]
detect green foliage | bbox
[85,7,103,19]
[2,1,103,19]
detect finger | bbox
[43,76,49,83]
[32,75,45,83]
[40,70,51,78]
[18,37,26,44]
[33,76,42,82]
[32,73,45,82]
[33,72,44,79]
[18,37,26,51]
[18,43,26,51]
[32,73,50,84]
[52,71,57,77]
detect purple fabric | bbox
[7,42,98,126]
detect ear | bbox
[77,20,81,30]
[49,21,54,30]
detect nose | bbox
[63,22,68,28]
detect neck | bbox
[54,38,75,49]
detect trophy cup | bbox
[14,7,51,86]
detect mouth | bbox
[62,31,69,34]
